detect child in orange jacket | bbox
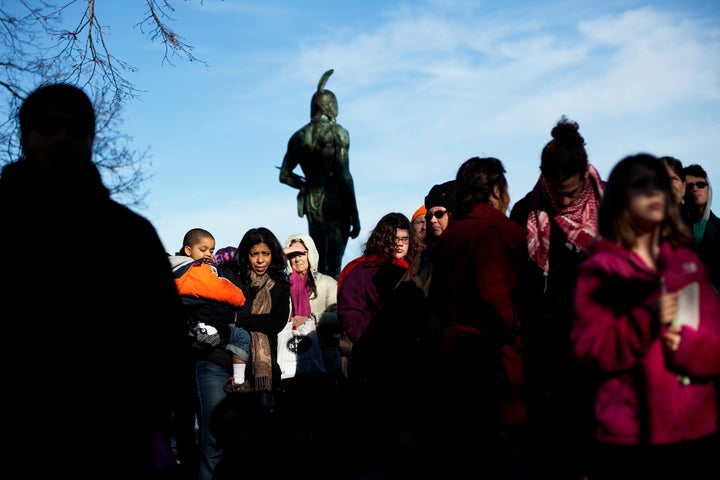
[169,228,251,391]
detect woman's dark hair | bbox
[363,212,417,264]
[229,227,290,284]
[454,156,508,218]
[660,156,684,180]
[540,115,587,181]
[599,153,692,249]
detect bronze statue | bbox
[279,69,361,278]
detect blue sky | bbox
[87,0,719,266]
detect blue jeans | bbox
[196,360,230,480]
[225,324,251,361]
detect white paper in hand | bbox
[673,282,699,329]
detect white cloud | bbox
[120,1,719,270]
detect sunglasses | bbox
[686,181,708,190]
[426,210,448,220]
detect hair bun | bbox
[551,115,585,146]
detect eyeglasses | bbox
[426,210,448,220]
[686,181,708,190]
[395,236,410,245]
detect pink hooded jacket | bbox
[572,238,720,445]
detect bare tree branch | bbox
[0,0,209,205]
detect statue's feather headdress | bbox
[317,69,334,94]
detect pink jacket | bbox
[571,238,720,445]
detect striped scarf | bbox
[526,163,604,273]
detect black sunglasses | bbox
[686,181,708,190]
[426,210,448,219]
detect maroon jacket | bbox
[432,202,526,347]
[431,202,528,424]
[572,238,720,445]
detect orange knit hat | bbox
[411,205,427,222]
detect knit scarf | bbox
[249,271,275,391]
[289,270,312,317]
[526,163,604,273]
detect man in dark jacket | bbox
[682,163,720,293]
[0,83,188,478]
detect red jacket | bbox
[431,202,528,424]
[572,238,720,445]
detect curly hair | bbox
[363,212,418,265]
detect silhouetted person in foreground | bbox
[280,69,361,278]
[0,83,188,477]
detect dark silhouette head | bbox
[18,83,95,171]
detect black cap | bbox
[424,180,456,210]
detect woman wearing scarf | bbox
[282,233,342,388]
[509,116,605,480]
[191,228,289,480]
[220,227,291,392]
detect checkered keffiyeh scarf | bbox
[526,163,604,273]
[249,271,275,391]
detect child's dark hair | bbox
[179,228,214,255]
[540,116,588,181]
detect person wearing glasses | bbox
[337,213,417,377]
[682,164,720,293]
[509,116,605,480]
[424,180,456,242]
[349,182,459,399]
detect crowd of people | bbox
[3,83,719,480]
